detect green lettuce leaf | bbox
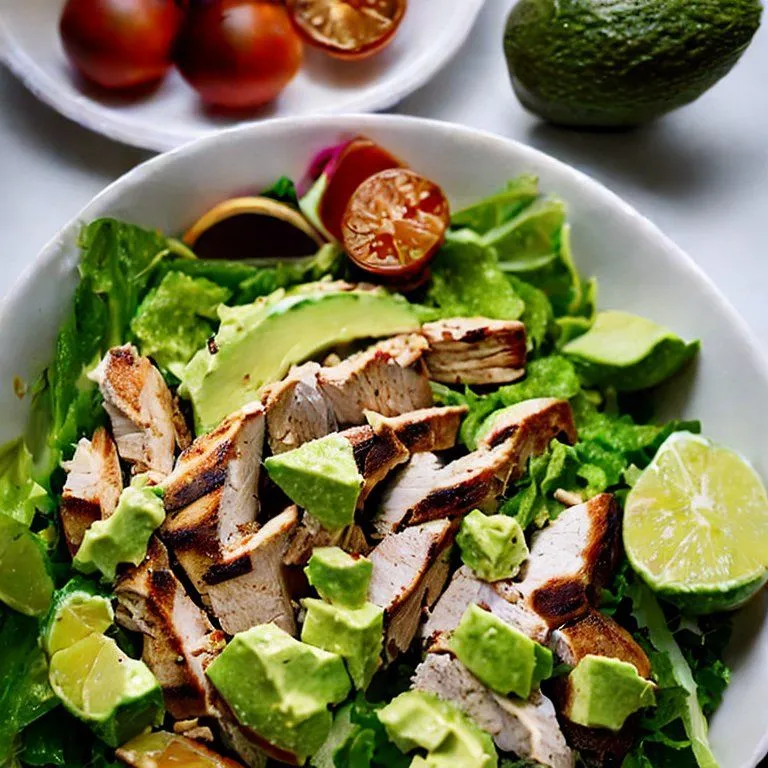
[451,176,539,234]
[131,272,232,378]
[507,275,555,353]
[263,176,299,207]
[428,230,525,320]
[0,439,52,526]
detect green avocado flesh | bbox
[566,654,656,731]
[206,624,351,763]
[301,598,384,690]
[265,434,363,532]
[73,480,165,582]
[450,604,552,699]
[378,690,497,767]
[457,509,529,582]
[504,0,762,127]
[180,285,420,432]
[304,547,373,608]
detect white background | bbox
[1,0,766,349]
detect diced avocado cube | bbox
[450,604,552,699]
[206,623,351,763]
[73,479,165,582]
[377,691,496,768]
[304,547,372,608]
[301,598,383,690]
[565,654,656,732]
[456,510,529,582]
[264,434,363,531]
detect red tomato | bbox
[175,0,303,109]
[59,0,182,89]
[317,137,403,241]
[341,169,451,278]
[286,0,406,60]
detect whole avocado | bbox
[503,0,762,127]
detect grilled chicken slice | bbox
[91,345,176,481]
[368,519,454,661]
[283,513,370,567]
[318,334,433,426]
[216,705,269,768]
[60,427,123,556]
[115,538,223,719]
[422,317,527,385]
[477,398,578,483]
[262,363,338,455]
[201,506,300,636]
[422,565,548,649]
[373,443,515,537]
[517,493,621,628]
[549,609,652,767]
[413,653,574,768]
[365,405,468,453]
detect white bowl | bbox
[0,0,485,151]
[1,115,766,767]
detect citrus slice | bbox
[624,431,768,613]
[41,577,114,656]
[49,633,164,747]
[116,731,246,768]
[0,513,54,616]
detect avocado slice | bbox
[264,434,363,532]
[301,598,384,690]
[504,0,762,127]
[304,547,373,608]
[456,509,529,582]
[180,285,421,432]
[566,654,656,731]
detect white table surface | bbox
[1,1,767,350]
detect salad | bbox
[2,135,767,768]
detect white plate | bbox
[1,115,767,767]
[0,0,485,152]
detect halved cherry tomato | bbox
[316,137,402,240]
[286,0,406,60]
[341,168,450,278]
[59,0,183,89]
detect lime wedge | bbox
[0,513,53,616]
[41,577,114,656]
[624,431,768,613]
[49,633,164,746]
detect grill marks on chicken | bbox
[365,405,468,453]
[413,653,574,768]
[115,538,224,720]
[91,345,177,481]
[367,519,454,661]
[60,427,123,556]
[421,317,527,385]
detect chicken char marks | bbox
[421,317,527,385]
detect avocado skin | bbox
[504,0,762,127]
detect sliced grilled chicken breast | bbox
[368,519,454,661]
[517,493,621,628]
[318,334,433,426]
[422,317,527,385]
[413,653,574,768]
[60,427,123,555]
[283,513,369,567]
[115,538,223,720]
[365,405,468,453]
[91,345,176,481]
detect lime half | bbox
[49,632,164,746]
[0,513,53,616]
[624,432,768,614]
[41,577,114,657]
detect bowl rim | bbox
[2,112,767,766]
[0,1,486,152]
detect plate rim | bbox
[0,0,486,152]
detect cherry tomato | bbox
[341,169,450,278]
[59,0,182,89]
[175,0,303,109]
[286,0,406,60]
[317,137,403,240]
